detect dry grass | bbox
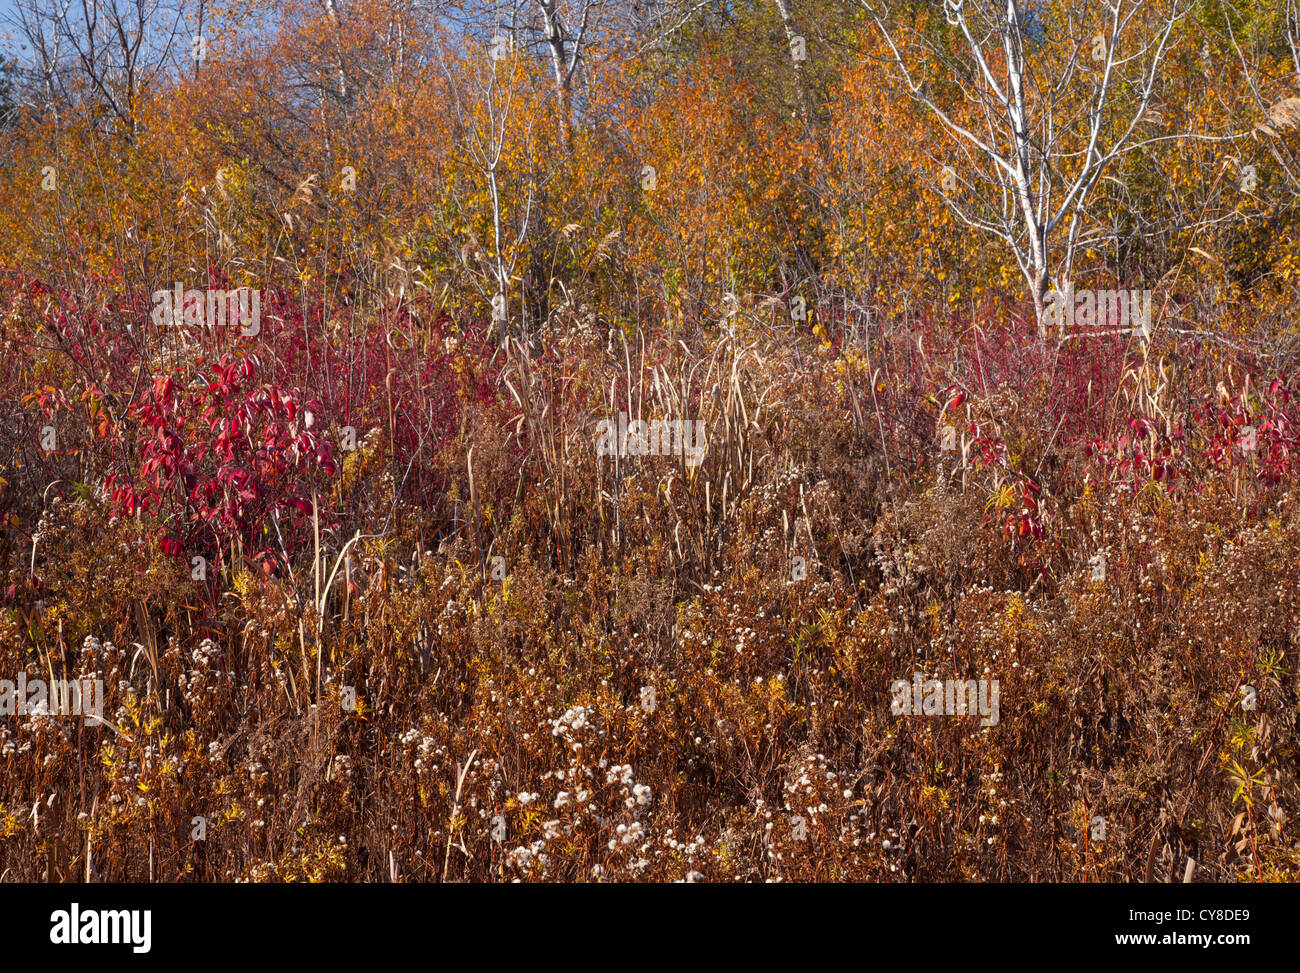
[2,303,1298,882]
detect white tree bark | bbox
[861,0,1187,339]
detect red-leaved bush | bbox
[104,354,336,570]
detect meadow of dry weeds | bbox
[3,302,1298,883]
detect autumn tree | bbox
[861,0,1193,337]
